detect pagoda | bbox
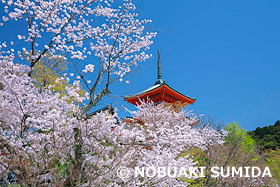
[124,50,196,106]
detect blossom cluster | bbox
[1,0,156,88]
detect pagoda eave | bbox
[124,83,196,106]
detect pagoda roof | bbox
[124,82,196,106]
[124,50,196,106]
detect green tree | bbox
[31,54,68,92]
[28,53,84,100]
[224,122,256,153]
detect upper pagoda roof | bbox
[124,50,196,106]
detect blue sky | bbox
[122,0,280,130]
[1,0,280,130]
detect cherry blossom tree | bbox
[0,58,226,186]
[0,0,156,117]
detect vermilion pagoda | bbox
[124,50,196,106]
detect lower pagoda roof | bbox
[124,82,196,106]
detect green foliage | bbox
[31,54,70,92]
[29,53,85,101]
[179,178,204,186]
[249,120,280,150]
[225,122,256,153]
